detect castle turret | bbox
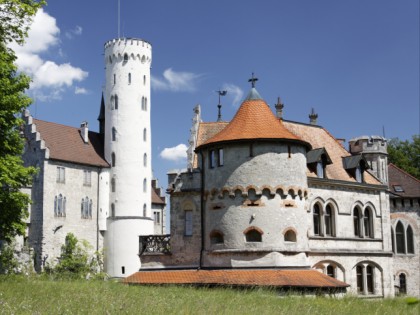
[103,38,154,277]
[349,136,388,184]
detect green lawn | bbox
[0,276,418,314]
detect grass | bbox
[0,275,419,314]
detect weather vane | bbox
[248,72,258,88]
[216,90,227,122]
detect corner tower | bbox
[104,38,153,277]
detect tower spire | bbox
[216,90,227,122]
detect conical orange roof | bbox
[197,88,310,149]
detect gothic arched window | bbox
[407,225,414,254]
[353,207,362,237]
[364,208,373,238]
[396,221,405,253]
[313,203,321,236]
[325,204,333,236]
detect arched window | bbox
[364,208,373,238]
[326,265,335,278]
[144,97,148,111]
[407,225,414,254]
[112,127,117,141]
[143,153,147,167]
[113,73,116,84]
[123,53,128,62]
[184,209,193,236]
[284,230,296,242]
[143,75,146,86]
[111,152,116,167]
[111,203,115,217]
[313,203,321,236]
[399,273,407,294]
[143,204,147,217]
[210,231,224,244]
[111,178,116,192]
[57,194,64,217]
[396,221,405,253]
[356,265,364,293]
[143,128,147,141]
[128,73,131,84]
[245,229,262,242]
[114,95,118,109]
[143,178,147,193]
[325,204,333,236]
[353,207,362,237]
[89,199,92,218]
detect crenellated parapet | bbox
[104,38,152,65]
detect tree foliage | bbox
[387,135,420,179]
[0,0,44,241]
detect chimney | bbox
[274,97,284,119]
[80,121,89,144]
[309,108,318,125]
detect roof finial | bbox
[216,90,227,122]
[309,108,318,125]
[248,72,258,88]
[275,97,284,119]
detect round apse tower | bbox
[104,38,153,278]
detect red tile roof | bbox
[283,121,381,185]
[152,187,165,205]
[124,269,349,288]
[33,119,109,167]
[388,163,420,197]
[197,99,310,149]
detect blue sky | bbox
[13,0,420,189]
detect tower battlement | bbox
[104,38,152,64]
[349,135,387,155]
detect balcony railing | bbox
[139,234,171,255]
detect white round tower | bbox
[103,38,154,278]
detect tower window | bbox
[112,127,117,141]
[143,204,147,217]
[143,153,147,167]
[143,128,147,141]
[143,178,147,193]
[123,53,128,62]
[141,96,145,110]
[144,97,148,111]
[113,74,116,85]
[218,149,224,166]
[245,229,262,242]
[111,152,116,167]
[209,150,216,168]
[114,95,118,109]
[111,178,116,192]
[111,203,115,217]
[210,231,224,244]
[128,73,131,84]
[284,230,296,242]
[313,203,320,236]
[143,75,146,86]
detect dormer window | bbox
[393,185,404,193]
[307,148,332,178]
[343,154,369,183]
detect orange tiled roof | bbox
[197,99,309,149]
[33,119,109,167]
[124,269,349,288]
[282,121,381,184]
[388,163,420,197]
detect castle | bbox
[20,36,419,297]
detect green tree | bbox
[0,0,45,241]
[388,135,420,179]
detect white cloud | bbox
[75,86,89,95]
[8,9,88,100]
[152,68,201,92]
[160,144,188,162]
[222,83,244,107]
[65,25,83,39]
